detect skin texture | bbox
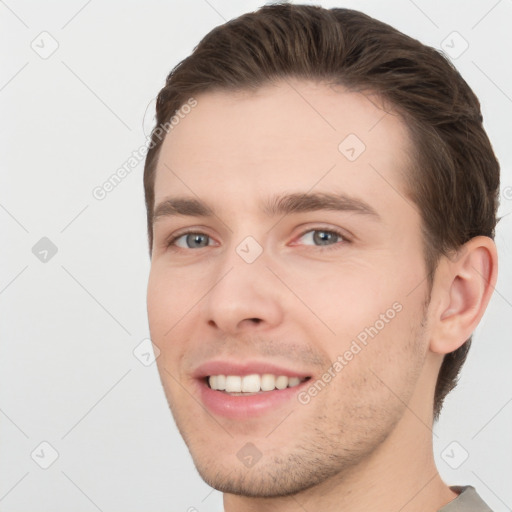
[146,80,497,512]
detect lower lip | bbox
[197,379,310,419]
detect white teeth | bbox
[225,375,242,392]
[216,374,226,391]
[288,377,300,387]
[208,374,306,392]
[275,375,288,390]
[261,374,275,391]
[242,374,260,392]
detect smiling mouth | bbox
[206,374,311,395]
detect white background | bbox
[1,1,511,511]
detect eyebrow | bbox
[152,192,380,224]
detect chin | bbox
[183,429,370,499]
[194,457,336,498]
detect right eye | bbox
[167,231,215,249]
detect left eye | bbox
[295,229,347,248]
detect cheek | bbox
[147,266,197,374]
[286,253,428,377]
[279,257,400,338]
[309,301,427,438]
[147,264,202,332]
[335,292,427,406]
[317,251,423,332]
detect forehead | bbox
[154,80,414,216]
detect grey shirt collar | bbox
[439,486,493,511]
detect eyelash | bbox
[165,227,350,252]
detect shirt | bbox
[439,486,493,511]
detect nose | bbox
[199,244,285,335]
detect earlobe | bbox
[429,236,498,355]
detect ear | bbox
[429,236,498,355]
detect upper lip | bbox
[193,360,312,379]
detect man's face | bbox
[147,80,433,497]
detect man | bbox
[143,4,499,511]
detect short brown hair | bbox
[143,3,500,420]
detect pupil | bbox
[314,231,336,246]
[188,233,208,248]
